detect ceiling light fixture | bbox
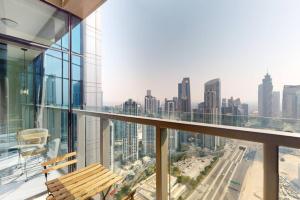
[0,18,18,28]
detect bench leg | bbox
[101,186,112,200]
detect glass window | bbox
[63,78,69,107]
[72,80,81,108]
[72,55,82,81]
[44,50,63,77]
[71,17,82,54]
[44,75,62,106]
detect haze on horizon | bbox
[100,0,300,106]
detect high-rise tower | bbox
[282,85,300,119]
[122,99,138,162]
[143,90,159,157]
[203,78,221,150]
[260,73,273,118]
[178,78,191,119]
[272,91,280,118]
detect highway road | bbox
[223,148,257,199]
[186,144,252,200]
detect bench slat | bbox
[49,167,109,193]
[81,176,122,199]
[41,152,76,167]
[42,159,77,174]
[53,171,114,199]
[46,163,99,185]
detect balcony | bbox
[1,105,300,199]
[1,0,300,200]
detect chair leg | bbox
[17,149,21,169]
[24,158,28,182]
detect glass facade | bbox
[0,0,85,166]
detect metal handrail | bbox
[73,109,300,149]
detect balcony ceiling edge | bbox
[42,0,107,19]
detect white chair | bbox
[16,128,49,180]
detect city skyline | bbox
[101,0,300,105]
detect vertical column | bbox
[156,127,168,200]
[263,143,279,200]
[100,118,110,167]
[76,113,86,169]
[68,15,74,154]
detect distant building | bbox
[144,90,159,116]
[272,91,280,118]
[177,78,192,147]
[282,85,300,119]
[173,97,179,112]
[259,73,273,118]
[164,98,176,119]
[192,102,205,147]
[178,77,191,120]
[193,102,205,122]
[221,97,248,126]
[241,103,249,119]
[258,84,263,116]
[222,98,227,107]
[122,99,138,163]
[164,98,178,152]
[203,78,221,150]
[143,90,159,157]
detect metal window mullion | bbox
[67,14,74,172]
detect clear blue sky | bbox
[100,0,300,106]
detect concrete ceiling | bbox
[0,0,68,46]
[44,0,107,19]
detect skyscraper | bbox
[178,77,191,120]
[164,98,176,119]
[258,84,263,116]
[204,78,221,150]
[204,78,221,124]
[259,73,273,118]
[272,91,280,118]
[164,98,178,152]
[143,90,158,157]
[122,99,138,163]
[144,90,159,116]
[178,78,192,146]
[282,85,300,119]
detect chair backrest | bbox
[41,152,77,176]
[17,128,48,147]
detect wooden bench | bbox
[41,152,122,200]
[121,190,137,200]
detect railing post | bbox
[263,143,279,200]
[100,118,110,167]
[156,127,168,200]
[76,113,86,168]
